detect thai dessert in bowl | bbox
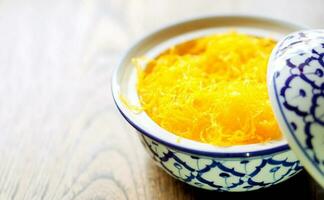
[134,31,280,147]
[111,16,305,191]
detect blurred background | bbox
[0,0,323,199]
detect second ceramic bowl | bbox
[112,15,305,191]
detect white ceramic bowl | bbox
[111,15,304,191]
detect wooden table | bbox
[1,0,323,199]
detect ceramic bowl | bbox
[111,16,305,191]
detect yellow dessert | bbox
[135,31,281,146]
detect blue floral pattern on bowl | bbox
[140,135,302,191]
[268,30,324,188]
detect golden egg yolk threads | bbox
[136,32,282,146]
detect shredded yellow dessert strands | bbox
[131,31,282,146]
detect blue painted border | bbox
[272,73,323,175]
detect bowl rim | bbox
[111,14,307,158]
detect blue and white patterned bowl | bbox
[268,30,324,188]
[112,16,305,192]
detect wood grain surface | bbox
[0,0,323,199]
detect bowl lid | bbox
[268,30,324,187]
